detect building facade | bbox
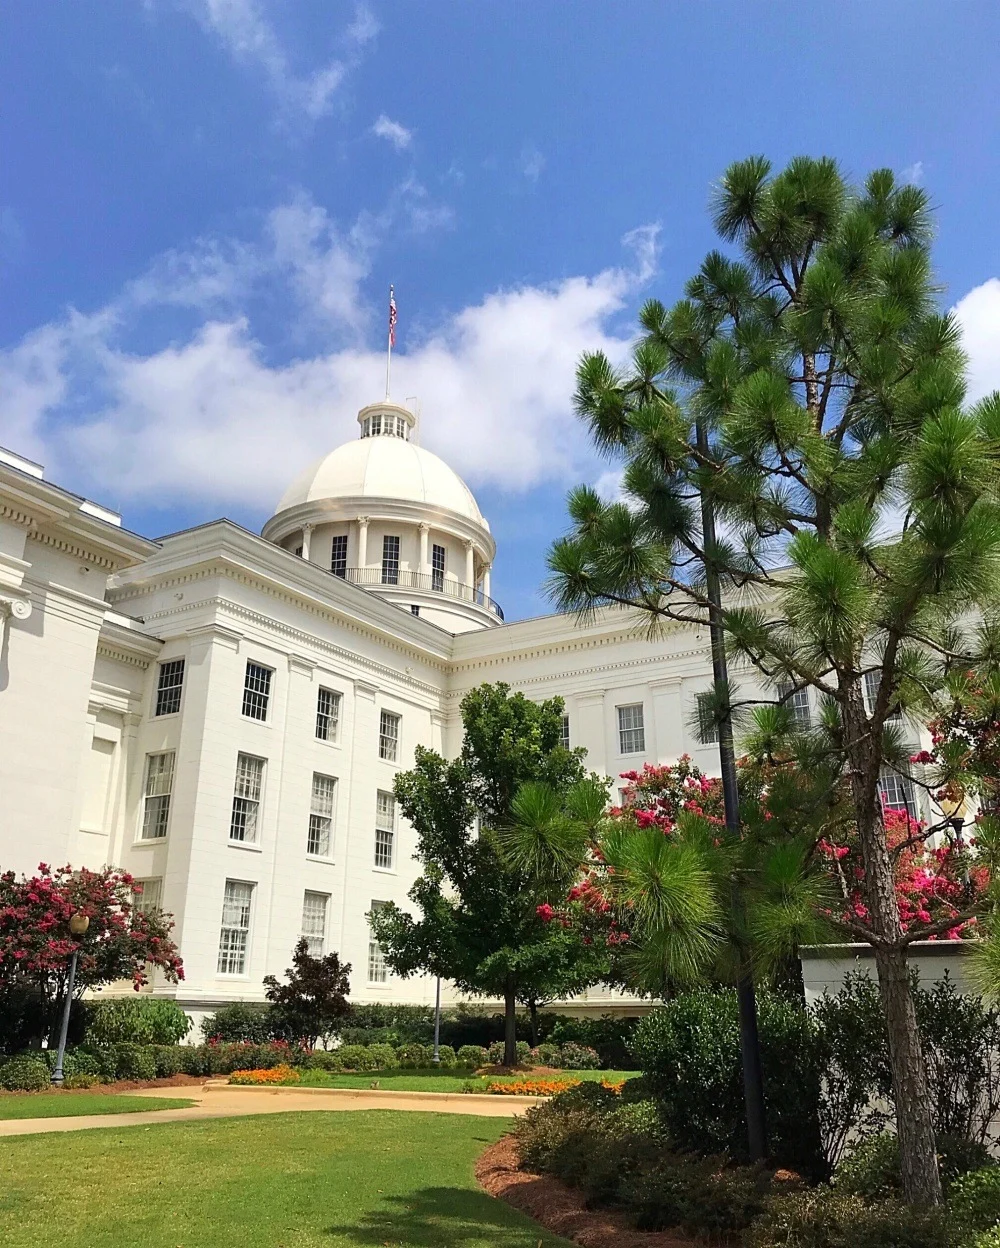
[0,402,935,1029]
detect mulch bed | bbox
[476,1134,697,1248]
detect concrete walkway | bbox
[0,1082,539,1138]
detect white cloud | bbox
[372,115,413,151]
[954,278,1000,403]
[0,217,661,516]
[187,0,377,121]
[900,161,925,185]
[520,144,545,183]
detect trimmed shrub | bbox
[559,1042,600,1070]
[66,1048,104,1079]
[200,1002,276,1044]
[516,1040,531,1065]
[457,1044,487,1067]
[532,1042,562,1067]
[835,1131,994,1199]
[605,1098,670,1144]
[0,1055,51,1091]
[365,1043,399,1070]
[486,1041,505,1065]
[113,1042,157,1081]
[153,1045,185,1078]
[63,1072,100,1089]
[79,1045,120,1083]
[632,989,824,1175]
[950,1165,1000,1236]
[85,997,192,1046]
[434,1044,457,1068]
[744,1190,956,1248]
[548,1014,639,1069]
[335,1044,379,1071]
[397,1043,431,1068]
[620,1155,772,1237]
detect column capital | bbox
[418,521,430,533]
[0,591,32,621]
[357,515,370,526]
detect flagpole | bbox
[385,284,394,399]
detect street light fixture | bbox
[51,912,90,1086]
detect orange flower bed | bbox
[486,1077,581,1096]
[229,1064,300,1085]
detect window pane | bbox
[864,670,902,721]
[315,687,341,741]
[778,683,811,729]
[559,714,570,749]
[242,662,272,721]
[375,793,395,868]
[218,881,253,974]
[368,899,388,982]
[301,891,328,957]
[133,877,162,913]
[141,752,174,839]
[617,704,645,755]
[379,711,400,762]
[231,754,264,842]
[330,535,348,578]
[308,773,335,856]
[879,769,918,819]
[431,543,445,592]
[154,659,185,716]
[381,535,400,585]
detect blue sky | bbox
[2,2,999,620]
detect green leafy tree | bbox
[263,938,351,1048]
[547,155,1000,1203]
[369,683,608,1065]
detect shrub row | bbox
[515,1082,1000,1248]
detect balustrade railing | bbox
[337,566,504,620]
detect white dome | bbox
[273,435,487,528]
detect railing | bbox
[338,567,504,620]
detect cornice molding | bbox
[96,641,154,670]
[0,502,38,531]
[28,527,118,570]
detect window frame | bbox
[242,660,273,722]
[374,790,396,870]
[431,543,446,592]
[696,692,719,745]
[559,714,571,750]
[379,710,401,762]
[315,687,341,743]
[153,658,185,717]
[301,890,329,958]
[778,682,811,729]
[368,899,389,983]
[230,753,265,845]
[133,876,163,914]
[878,767,919,820]
[307,772,336,858]
[863,670,902,722]
[330,534,348,578]
[617,702,646,756]
[139,751,175,841]
[217,879,255,976]
[381,534,400,585]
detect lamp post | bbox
[431,975,442,1065]
[51,913,90,1086]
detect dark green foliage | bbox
[85,997,192,1046]
[457,1044,487,1067]
[332,1044,379,1071]
[948,1166,1000,1235]
[112,1042,158,1081]
[0,986,87,1054]
[835,1131,994,1200]
[396,1043,431,1068]
[620,1155,772,1236]
[152,1044,184,1078]
[0,1054,50,1091]
[547,1014,638,1069]
[365,1043,399,1070]
[532,1042,561,1067]
[200,1002,277,1044]
[434,1044,457,1067]
[744,1191,959,1248]
[632,989,824,1174]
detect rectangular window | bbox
[375,791,395,869]
[410,604,420,616]
[330,534,348,578]
[301,891,329,958]
[696,693,719,745]
[230,753,265,843]
[133,877,163,914]
[381,535,400,585]
[217,880,254,975]
[154,658,185,716]
[371,413,382,436]
[141,752,174,840]
[864,670,902,721]
[431,543,446,592]
[560,714,571,749]
[379,710,400,762]
[368,900,388,983]
[778,682,811,729]
[617,703,646,755]
[242,661,273,721]
[879,768,918,819]
[307,772,336,857]
[315,687,341,742]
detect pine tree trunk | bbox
[843,687,942,1206]
[504,975,517,1067]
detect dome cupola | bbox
[262,402,501,632]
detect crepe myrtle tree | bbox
[547,154,1000,1204]
[368,683,608,1066]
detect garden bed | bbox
[477,1134,696,1248]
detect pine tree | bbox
[548,156,1000,1204]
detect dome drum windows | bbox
[360,412,409,440]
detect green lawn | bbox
[0,1110,570,1247]
[0,1093,195,1120]
[294,1067,639,1093]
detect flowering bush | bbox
[229,1064,299,1085]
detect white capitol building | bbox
[0,400,931,1025]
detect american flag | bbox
[388,286,397,347]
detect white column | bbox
[300,524,313,562]
[356,516,369,570]
[464,542,475,596]
[418,523,430,576]
[482,565,491,600]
